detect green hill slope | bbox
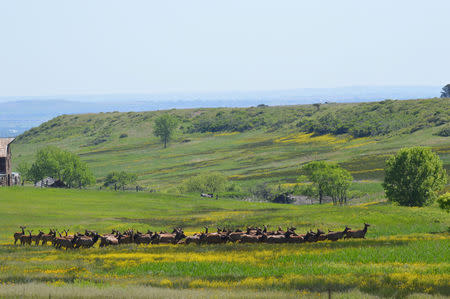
[11,98,450,193]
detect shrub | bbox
[437,193,450,212]
[436,124,450,137]
[119,133,128,138]
[181,172,228,199]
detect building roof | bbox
[0,138,15,157]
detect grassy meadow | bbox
[0,188,449,298]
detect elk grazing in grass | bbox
[345,223,370,239]
[14,226,26,245]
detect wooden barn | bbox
[0,138,15,186]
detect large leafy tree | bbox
[383,147,447,207]
[302,161,353,204]
[153,114,178,148]
[28,146,95,188]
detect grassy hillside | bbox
[11,98,449,195]
[0,188,448,297]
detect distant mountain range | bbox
[0,85,442,137]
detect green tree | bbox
[117,171,138,191]
[16,162,30,186]
[383,147,447,207]
[28,146,95,188]
[325,167,353,205]
[181,172,228,199]
[302,161,353,204]
[302,161,337,204]
[153,114,178,148]
[104,171,137,191]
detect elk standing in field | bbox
[345,223,370,239]
[325,227,350,242]
[73,233,100,248]
[13,226,26,245]
[40,229,56,245]
[20,230,33,245]
[31,231,44,246]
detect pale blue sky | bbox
[0,0,449,97]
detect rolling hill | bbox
[11,98,450,195]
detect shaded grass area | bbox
[0,188,449,297]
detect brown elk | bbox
[20,230,33,245]
[40,229,56,245]
[99,235,119,247]
[326,227,350,241]
[134,231,153,245]
[73,233,99,248]
[31,231,44,246]
[152,228,186,244]
[345,223,370,239]
[14,226,26,245]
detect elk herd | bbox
[12,224,370,250]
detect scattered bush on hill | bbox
[383,147,447,207]
[436,124,450,137]
[180,172,228,199]
[104,171,138,191]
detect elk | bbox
[20,230,33,245]
[73,233,100,248]
[40,229,56,245]
[13,226,26,245]
[134,231,153,245]
[152,228,186,244]
[99,235,119,247]
[326,227,350,241]
[345,223,370,239]
[239,234,263,243]
[31,231,44,246]
[118,230,134,244]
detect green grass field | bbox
[0,188,448,298]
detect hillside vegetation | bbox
[11,98,450,193]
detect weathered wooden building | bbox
[0,138,15,186]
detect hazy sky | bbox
[0,0,449,97]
